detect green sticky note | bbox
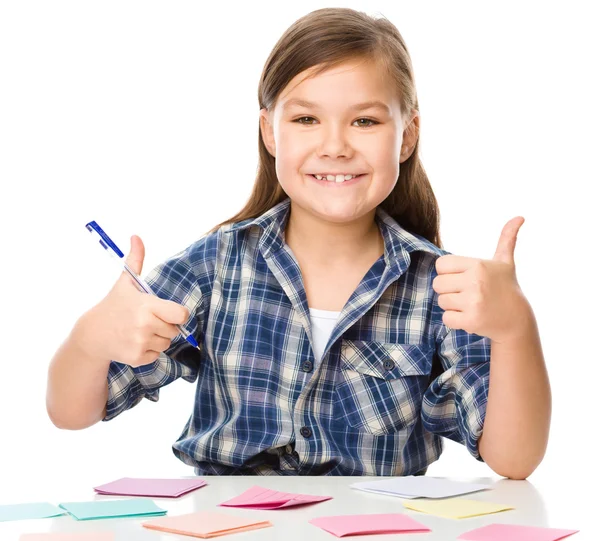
[0,502,66,522]
[58,498,167,521]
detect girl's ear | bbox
[400,111,420,163]
[260,108,276,157]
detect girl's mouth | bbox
[307,173,366,186]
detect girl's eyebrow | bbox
[283,98,390,114]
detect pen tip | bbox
[196,345,201,351]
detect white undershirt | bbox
[309,308,341,362]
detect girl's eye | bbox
[354,118,378,127]
[293,117,379,127]
[294,116,317,125]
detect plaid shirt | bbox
[104,198,491,476]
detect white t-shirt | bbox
[309,308,341,362]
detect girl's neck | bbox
[284,203,384,267]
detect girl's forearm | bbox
[478,310,551,479]
[46,310,110,430]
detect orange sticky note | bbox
[143,511,272,538]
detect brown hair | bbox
[209,7,442,248]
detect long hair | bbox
[209,7,442,248]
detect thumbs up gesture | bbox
[79,235,191,367]
[432,217,533,343]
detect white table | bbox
[0,475,590,540]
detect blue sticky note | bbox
[0,502,66,522]
[58,498,166,521]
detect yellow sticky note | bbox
[402,498,514,519]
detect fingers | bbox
[432,273,464,294]
[147,334,173,353]
[152,299,190,326]
[139,350,162,366]
[152,318,181,340]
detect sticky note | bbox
[458,523,579,541]
[0,502,65,522]
[58,498,166,521]
[403,498,514,519]
[93,477,207,498]
[220,485,332,509]
[309,513,431,537]
[351,476,490,499]
[143,511,272,538]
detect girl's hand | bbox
[432,217,534,344]
[75,235,190,367]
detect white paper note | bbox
[351,476,491,499]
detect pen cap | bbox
[85,221,127,268]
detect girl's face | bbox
[260,57,418,225]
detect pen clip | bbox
[85,221,125,260]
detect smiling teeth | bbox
[315,174,357,182]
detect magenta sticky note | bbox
[93,477,207,498]
[220,485,332,509]
[458,523,579,541]
[309,513,431,537]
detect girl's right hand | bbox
[75,235,190,368]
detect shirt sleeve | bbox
[103,233,216,421]
[421,320,492,461]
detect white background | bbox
[0,0,598,532]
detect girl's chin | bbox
[298,201,375,224]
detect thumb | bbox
[493,216,525,264]
[124,235,145,275]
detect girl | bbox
[46,7,551,478]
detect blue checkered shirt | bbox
[104,198,491,476]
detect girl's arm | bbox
[478,308,551,479]
[48,231,211,430]
[46,310,110,430]
[433,217,551,479]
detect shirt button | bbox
[302,360,313,372]
[285,444,293,454]
[300,426,312,438]
[383,359,395,371]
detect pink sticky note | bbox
[220,485,332,509]
[458,523,579,541]
[309,513,431,537]
[93,477,207,498]
[143,511,272,538]
[20,534,114,541]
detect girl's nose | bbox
[317,125,352,158]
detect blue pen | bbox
[85,220,200,350]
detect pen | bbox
[84,220,200,350]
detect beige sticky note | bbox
[402,498,514,519]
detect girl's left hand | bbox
[432,217,534,344]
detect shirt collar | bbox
[224,197,442,265]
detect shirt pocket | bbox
[334,340,434,436]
